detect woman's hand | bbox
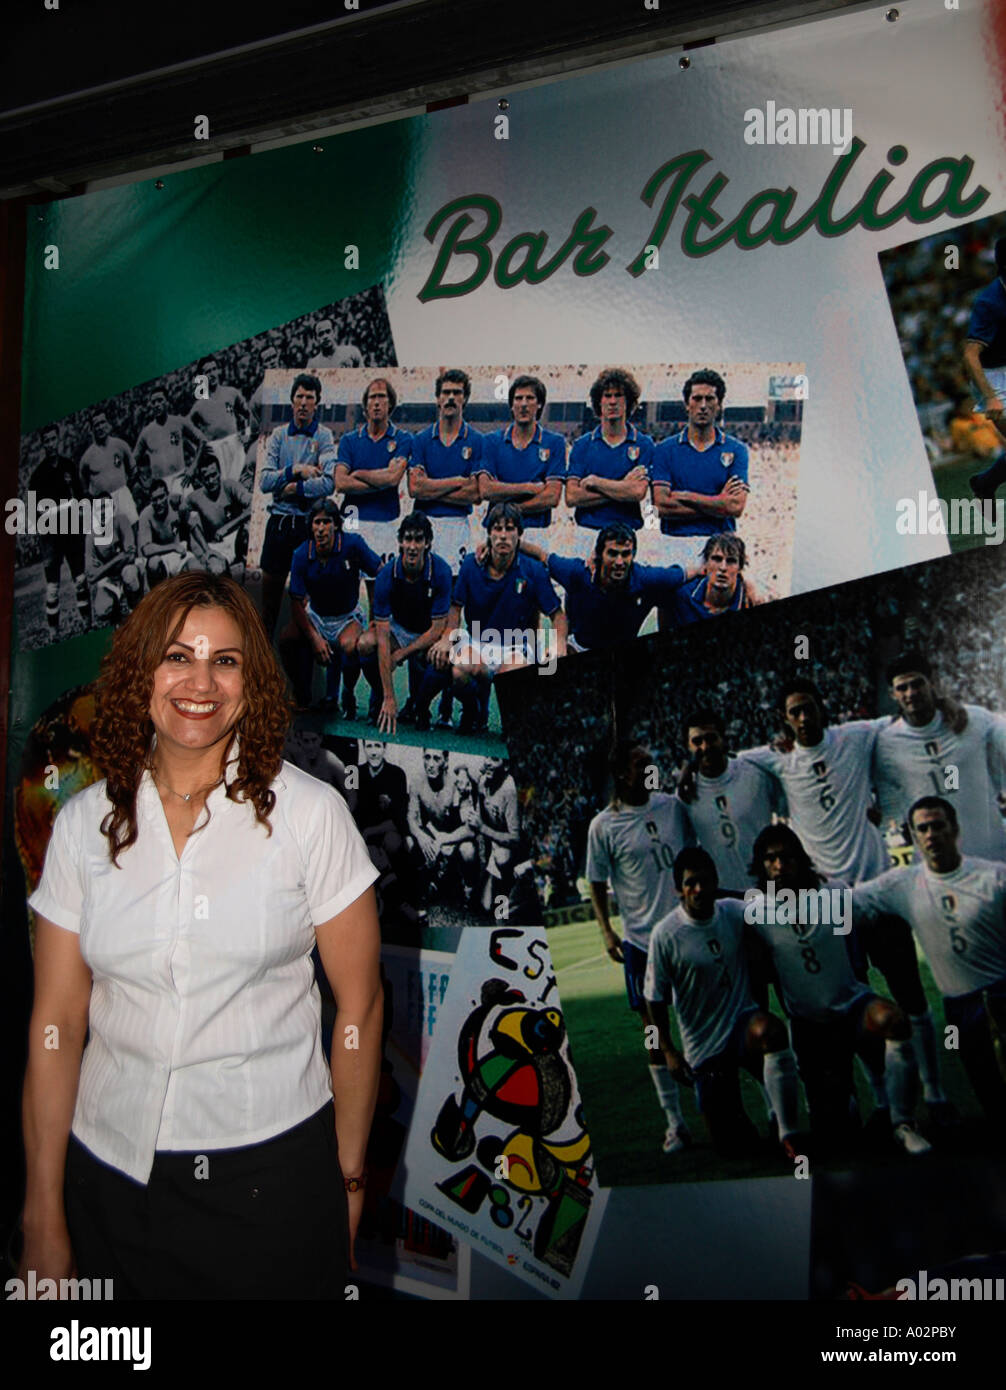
[19,1218,76,1286]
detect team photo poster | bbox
[498,540,1006,1209]
[7,0,1006,1323]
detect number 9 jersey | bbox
[678,758,784,894]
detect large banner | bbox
[7,0,1006,1305]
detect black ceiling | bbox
[2,1,406,108]
[1,0,859,199]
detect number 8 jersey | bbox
[585,792,694,951]
[745,880,869,1022]
[852,858,1006,998]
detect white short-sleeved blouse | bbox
[28,757,379,1185]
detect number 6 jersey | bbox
[742,723,888,884]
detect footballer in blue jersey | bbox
[519,522,691,652]
[407,368,482,572]
[357,511,453,733]
[335,377,412,562]
[964,238,1006,499]
[651,369,750,586]
[277,499,381,713]
[408,368,482,728]
[257,372,336,639]
[666,534,761,626]
[565,368,652,555]
[477,375,566,536]
[420,502,566,734]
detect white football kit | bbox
[644,899,754,1068]
[852,857,1006,998]
[585,792,692,951]
[746,879,869,1022]
[679,758,783,892]
[742,723,887,884]
[873,706,1006,861]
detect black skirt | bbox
[64,1102,349,1299]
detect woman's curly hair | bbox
[90,573,292,865]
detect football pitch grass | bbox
[932,455,1002,554]
[550,916,986,1188]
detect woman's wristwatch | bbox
[344,1172,367,1193]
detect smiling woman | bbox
[20,573,383,1300]
[87,572,290,864]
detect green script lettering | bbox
[418,194,502,302]
[416,141,991,296]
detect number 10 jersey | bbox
[585,792,694,951]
